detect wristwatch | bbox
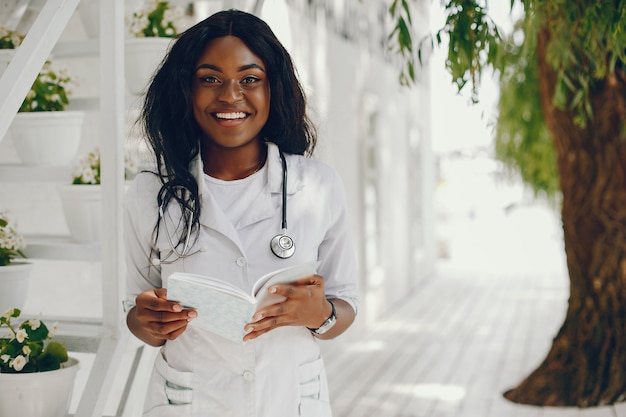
[308,300,337,336]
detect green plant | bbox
[19,61,74,112]
[128,0,186,38]
[72,147,139,185]
[0,308,68,373]
[0,26,24,49]
[0,211,26,267]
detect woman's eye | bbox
[200,75,219,83]
[241,76,260,84]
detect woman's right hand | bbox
[127,288,197,346]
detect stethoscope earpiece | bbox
[270,233,295,259]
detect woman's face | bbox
[191,35,271,149]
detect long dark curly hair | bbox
[140,9,317,254]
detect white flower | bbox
[2,307,15,319]
[28,318,40,330]
[22,345,31,355]
[15,328,27,343]
[81,168,95,184]
[10,355,26,371]
[1,354,9,363]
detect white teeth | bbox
[215,112,247,119]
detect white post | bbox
[73,0,127,415]
[0,0,80,143]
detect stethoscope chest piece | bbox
[271,233,295,259]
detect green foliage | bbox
[0,308,69,373]
[391,0,626,196]
[0,26,24,49]
[495,20,560,200]
[0,211,26,266]
[388,0,417,85]
[534,0,626,127]
[18,61,73,112]
[128,1,186,38]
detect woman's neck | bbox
[202,142,267,181]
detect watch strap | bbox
[308,299,337,335]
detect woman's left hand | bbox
[243,274,332,342]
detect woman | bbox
[124,9,358,417]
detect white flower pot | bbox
[58,184,102,243]
[77,0,100,38]
[124,37,172,96]
[0,262,32,314]
[0,357,80,417]
[11,111,85,166]
[0,49,15,77]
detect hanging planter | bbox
[0,357,80,417]
[124,37,172,95]
[0,262,32,313]
[9,61,83,166]
[0,309,80,417]
[77,0,100,38]
[0,27,23,76]
[58,184,102,243]
[124,1,188,95]
[11,111,84,166]
[0,211,30,313]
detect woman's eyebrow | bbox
[195,63,265,72]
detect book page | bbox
[167,274,255,343]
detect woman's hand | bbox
[127,288,197,346]
[243,275,332,342]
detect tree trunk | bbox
[503,26,626,407]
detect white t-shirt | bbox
[202,163,268,227]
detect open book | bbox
[166,260,321,343]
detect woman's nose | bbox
[218,80,243,103]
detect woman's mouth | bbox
[212,111,250,127]
[214,112,248,120]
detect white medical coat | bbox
[124,143,359,417]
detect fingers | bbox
[243,276,328,341]
[134,288,197,341]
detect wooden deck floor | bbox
[321,260,626,417]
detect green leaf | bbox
[37,341,68,372]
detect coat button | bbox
[236,257,246,267]
[242,370,254,381]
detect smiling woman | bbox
[123,9,359,417]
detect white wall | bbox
[273,0,436,325]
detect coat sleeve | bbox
[316,168,359,314]
[123,173,163,307]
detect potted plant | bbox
[0,308,80,417]
[125,0,188,95]
[0,26,24,76]
[9,61,84,166]
[58,147,138,243]
[0,211,31,314]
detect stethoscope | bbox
[151,149,294,266]
[269,151,295,258]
